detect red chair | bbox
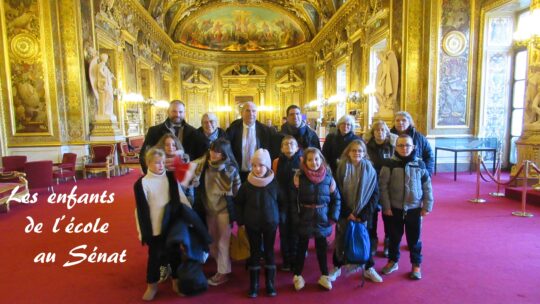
[24,161,54,192]
[1,156,27,172]
[117,142,140,175]
[83,144,116,179]
[0,171,29,212]
[53,153,77,184]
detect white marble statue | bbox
[375,50,399,117]
[89,52,116,121]
[525,71,540,127]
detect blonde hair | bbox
[364,120,391,143]
[395,111,415,127]
[145,147,165,165]
[339,140,368,163]
[302,147,328,169]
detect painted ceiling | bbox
[141,0,347,51]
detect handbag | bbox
[344,220,370,265]
[230,226,250,261]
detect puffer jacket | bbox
[293,172,341,238]
[378,155,434,212]
[390,126,434,175]
[322,131,361,174]
[235,179,280,231]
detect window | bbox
[336,64,347,119]
[317,76,324,118]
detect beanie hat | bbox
[251,148,271,169]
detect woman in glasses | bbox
[390,111,434,175]
[378,134,434,281]
[322,114,361,175]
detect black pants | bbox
[387,207,423,265]
[332,218,375,270]
[294,235,328,276]
[246,225,277,268]
[370,208,391,246]
[146,235,181,283]
[278,212,298,266]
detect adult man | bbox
[139,100,196,172]
[226,102,278,182]
[280,105,320,150]
[190,112,227,160]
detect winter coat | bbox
[189,127,227,160]
[322,131,361,174]
[379,155,434,212]
[280,123,321,150]
[390,126,434,175]
[235,179,280,231]
[293,172,341,238]
[134,172,180,245]
[139,118,197,172]
[273,151,302,216]
[366,135,397,175]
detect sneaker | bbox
[158,265,171,283]
[318,275,332,290]
[328,267,341,282]
[293,275,305,291]
[342,264,362,277]
[410,265,422,280]
[208,273,229,286]
[381,262,399,275]
[363,267,383,283]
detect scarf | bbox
[206,129,219,143]
[395,150,417,164]
[282,122,307,147]
[301,163,327,184]
[247,169,275,187]
[336,158,377,214]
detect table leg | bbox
[493,150,496,174]
[434,148,438,175]
[454,152,458,181]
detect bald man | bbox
[226,102,279,182]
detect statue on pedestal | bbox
[524,70,540,130]
[89,52,117,122]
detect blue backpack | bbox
[344,220,370,265]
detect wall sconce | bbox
[122,92,145,103]
[514,9,540,47]
[154,100,170,108]
[321,98,329,107]
[258,105,275,112]
[347,91,361,104]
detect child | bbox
[331,140,383,283]
[192,138,241,286]
[134,148,184,301]
[292,148,341,291]
[272,135,302,271]
[236,148,280,298]
[379,134,434,280]
[156,134,189,171]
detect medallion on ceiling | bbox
[175,6,306,51]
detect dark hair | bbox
[302,147,328,170]
[207,138,239,170]
[286,105,301,116]
[281,135,298,145]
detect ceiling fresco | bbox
[143,0,345,51]
[177,6,306,51]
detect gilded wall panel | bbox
[59,0,86,142]
[1,0,55,137]
[435,0,471,127]
[350,40,362,92]
[123,42,137,94]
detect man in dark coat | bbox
[139,100,196,173]
[280,105,321,151]
[390,111,434,175]
[226,102,279,182]
[190,112,227,160]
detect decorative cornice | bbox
[310,0,361,50]
[123,0,175,51]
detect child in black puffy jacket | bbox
[235,148,281,298]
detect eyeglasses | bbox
[396,144,414,148]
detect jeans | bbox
[146,235,181,283]
[387,207,423,265]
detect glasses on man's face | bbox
[396,144,414,148]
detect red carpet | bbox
[1,171,539,303]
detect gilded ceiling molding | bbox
[123,0,175,51]
[310,0,360,51]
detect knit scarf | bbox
[247,169,275,187]
[336,158,377,214]
[301,163,327,184]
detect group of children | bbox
[134,133,434,300]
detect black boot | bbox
[383,237,390,257]
[265,265,277,296]
[248,267,260,298]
